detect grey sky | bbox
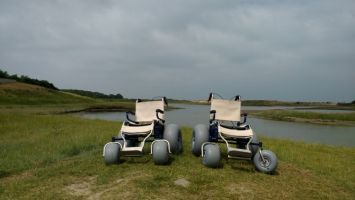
[1,0,354,101]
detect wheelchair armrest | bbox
[111,136,123,142]
[209,110,216,123]
[126,111,139,124]
[240,113,247,125]
[156,109,165,123]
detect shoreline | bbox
[250,110,355,126]
[69,105,355,127]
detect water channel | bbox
[78,104,355,147]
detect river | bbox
[78,104,355,147]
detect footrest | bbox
[121,147,143,157]
[227,147,252,158]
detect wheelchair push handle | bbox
[163,97,168,106]
[208,93,213,102]
[208,92,240,101]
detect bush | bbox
[62,89,123,99]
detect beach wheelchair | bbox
[191,93,278,173]
[103,97,182,165]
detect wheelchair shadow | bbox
[167,157,175,165]
[225,160,255,173]
[119,156,174,166]
[119,157,151,164]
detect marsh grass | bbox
[252,110,355,125]
[1,111,355,199]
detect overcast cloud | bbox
[0,0,354,101]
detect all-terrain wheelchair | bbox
[191,93,278,173]
[103,97,182,165]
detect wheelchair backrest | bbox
[210,98,241,122]
[135,98,165,122]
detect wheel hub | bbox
[261,157,270,167]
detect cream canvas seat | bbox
[120,122,154,135]
[120,99,165,135]
[218,126,253,137]
[210,98,253,138]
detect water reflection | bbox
[79,104,355,147]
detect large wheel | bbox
[253,150,278,173]
[152,141,169,165]
[163,124,182,154]
[249,135,260,158]
[202,144,221,168]
[104,143,120,165]
[191,124,209,156]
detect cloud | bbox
[0,0,354,101]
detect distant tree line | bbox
[337,100,355,106]
[0,69,58,90]
[63,89,123,99]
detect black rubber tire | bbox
[253,150,278,173]
[202,144,221,168]
[191,124,209,156]
[152,141,169,165]
[249,135,260,158]
[163,124,182,154]
[104,143,120,165]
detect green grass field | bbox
[0,82,97,105]
[1,110,355,199]
[0,82,135,115]
[1,82,355,199]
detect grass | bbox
[1,109,355,199]
[0,82,136,115]
[0,82,96,105]
[189,99,342,107]
[251,110,355,126]
[242,100,335,107]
